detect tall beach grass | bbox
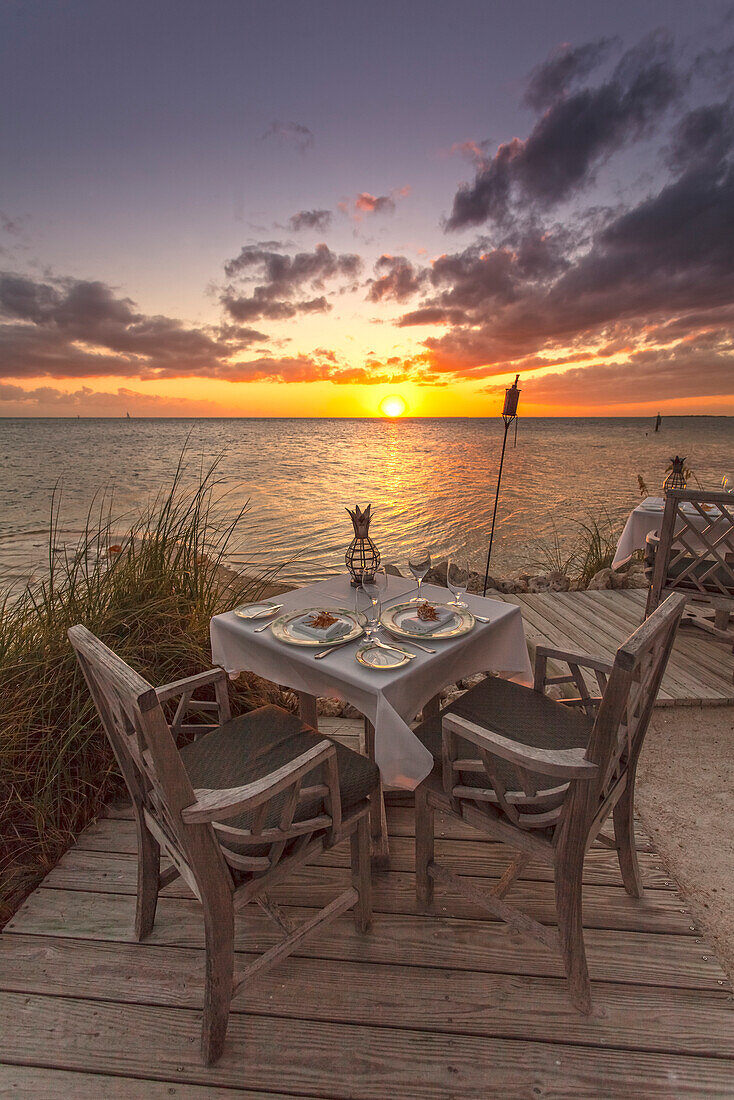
[531,509,620,586]
[0,454,286,925]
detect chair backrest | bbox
[649,489,734,611]
[561,592,687,841]
[69,625,343,892]
[442,594,686,838]
[68,625,228,900]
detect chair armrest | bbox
[181,740,337,824]
[535,647,613,675]
[156,667,229,702]
[442,714,598,780]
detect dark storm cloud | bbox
[403,24,734,390]
[366,255,427,302]
[523,38,617,110]
[447,32,682,229]
[288,209,333,232]
[666,102,734,171]
[220,291,330,322]
[491,340,734,407]
[262,120,314,152]
[224,242,361,285]
[0,271,265,380]
[402,151,734,378]
[222,241,362,322]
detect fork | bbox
[372,638,416,660]
[314,638,358,660]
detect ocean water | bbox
[0,416,731,590]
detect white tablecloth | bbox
[612,497,734,570]
[210,574,532,790]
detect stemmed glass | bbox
[723,474,733,494]
[407,547,431,602]
[447,559,468,608]
[355,582,381,641]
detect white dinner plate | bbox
[381,601,475,640]
[270,607,363,647]
[355,642,412,670]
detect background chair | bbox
[68,625,377,1064]
[413,593,687,1013]
[646,488,734,657]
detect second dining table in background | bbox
[613,495,734,570]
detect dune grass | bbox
[531,509,619,586]
[0,455,288,925]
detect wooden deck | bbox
[498,588,734,706]
[2,717,733,1097]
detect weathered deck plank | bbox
[57,829,673,888]
[7,888,728,990]
[34,852,698,934]
[497,589,734,705]
[1,934,732,1058]
[1,676,732,1095]
[0,1065,301,1099]
[1,991,733,1098]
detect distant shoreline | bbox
[0,414,731,421]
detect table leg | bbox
[297,692,319,730]
[364,717,390,866]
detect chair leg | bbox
[555,857,592,1014]
[201,895,234,1065]
[613,776,644,898]
[415,784,435,910]
[351,812,373,932]
[134,817,160,941]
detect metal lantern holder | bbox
[345,503,381,586]
[483,375,521,597]
[663,455,687,493]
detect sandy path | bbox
[636,704,734,981]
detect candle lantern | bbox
[345,504,381,587]
[663,456,687,493]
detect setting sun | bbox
[379,394,408,417]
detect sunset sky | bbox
[1,0,733,417]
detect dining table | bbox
[210,572,532,856]
[612,495,734,570]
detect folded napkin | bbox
[291,613,351,641]
[401,604,455,635]
[640,497,664,511]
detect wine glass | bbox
[723,473,733,494]
[358,581,381,640]
[407,547,431,602]
[447,559,468,608]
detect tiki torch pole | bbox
[483,374,521,596]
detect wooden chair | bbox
[413,593,687,1013]
[68,625,377,1064]
[646,488,734,650]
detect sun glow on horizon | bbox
[379,393,408,417]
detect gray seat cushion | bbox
[180,705,378,856]
[413,676,593,814]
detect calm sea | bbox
[0,417,731,590]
